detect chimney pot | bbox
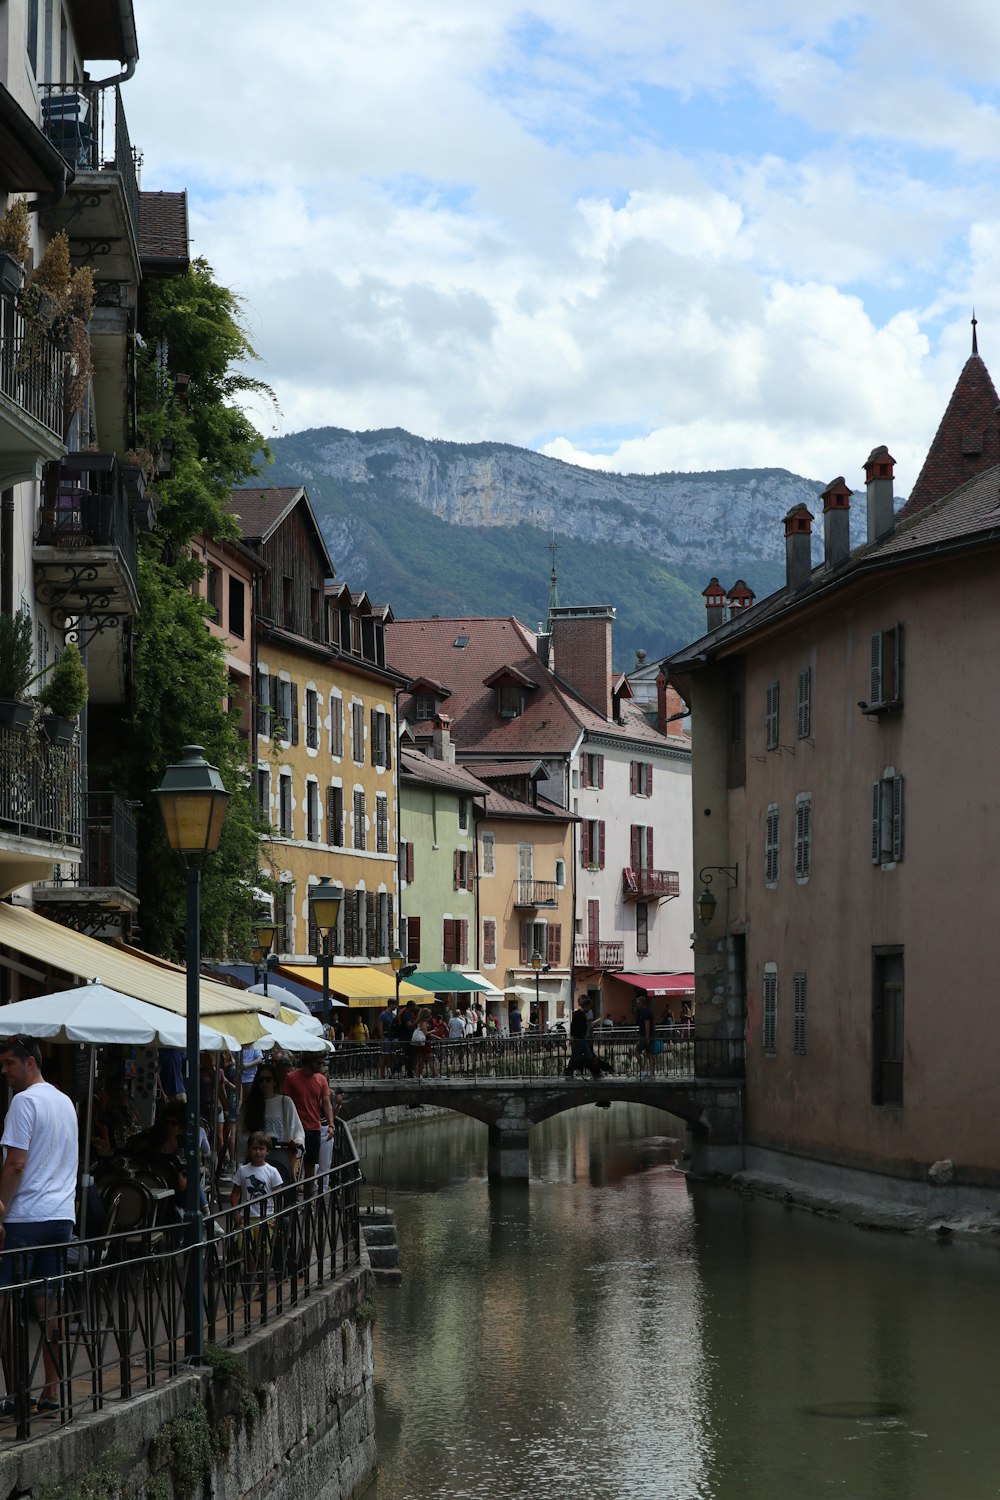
[727,579,755,617]
[821,477,852,570]
[783,505,814,593]
[703,577,726,630]
[864,445,896,542]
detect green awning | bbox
[407,971,484,993]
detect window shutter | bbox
[459,920,469,965]
[597,756,604,789]
[519,921,528,964]
[453,850,460,890]
[333,700,343,757]
[443,919,457,965]
[408,915,421,963]
[386,895,394,955]
[630,761,637,795]
[466,854,474,892]
[892,624,904,702]
[290,682,299,745]
[871,781,882,864]
[630,825,640,870]
[646,827,654,871]
[793,973,806,1055]
[869,633,883,705]
[370,708,377,766]
[343,891,359,957]
[581,756,590,789]
[406,842,414,882]
[762,969,777,1055]
[366,894,377,957]
[765,805,780,885]
[547,924,561,965]
[646,762,653,795]
[795,796,811,879]
[581,821,590,865]
[797,667,812,738]
[765,682,779,749]
[484,919,496,966]
[326,786,336,845]
[891,775,904,861]
[598,821,606,868]
[386,715,392,769]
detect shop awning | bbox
[615,972,695,996]
[407,971,483,994]
[464,971,504,997]
[280,963,427,1007]
[0,903,273,1036]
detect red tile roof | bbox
[226,486,305,541]
[898,353,1000,519]
[399,748,491,796]
[138,191,189,267]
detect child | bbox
[230,1132,284,1222]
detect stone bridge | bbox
[338,1076,744,1181]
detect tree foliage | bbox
[115,260,275,961]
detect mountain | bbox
[263,427,868,669]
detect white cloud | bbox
[126,0,1000,477]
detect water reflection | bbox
[369,1105,1000,1500]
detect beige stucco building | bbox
[666,344,1000,1208]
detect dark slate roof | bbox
[138,191,189,268]
[227,486,304,541]
[898,353,1000,520]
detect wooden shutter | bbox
[795,796,811,879]
[646,762,653,795]
[443,919,457,965]
[546,924,561,965]
[326,786,337,845]
[869,633,883,706]
[630,825,639,870]
[630,761,637,795]
[765,805,779,884]
[344,891,360,957]
[597,755,604,789]
[646,827,654,871]
[765,682,779,749]
[871,781,882,864]
[370,708,377,766]
[891,775,904,861]
[483,918,496,966]
[891,624,904,702]
[762,969,777,1055]
[453,850,460,890]
[519,921,529,964]
[377,796,388,853]
[581,821,590,865]
[459,920,469,965]
[366,894,377,957]
[797,667,812,738]
[793,972,806,1055]
[598,821,606,868]
[332,699,343,757]
[385,713,392,769]
[290,682,299,745]
[406,842,414,882]
[407,915,421,963]
[581,756,590,789]
[466,853,474,892]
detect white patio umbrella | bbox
[255,1013,332,1054]
[0,981,240,1240]
[248,981,346,1015]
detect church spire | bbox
[546,532,559,623]
[972,309,978,356]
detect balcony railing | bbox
[0,291,65,438]
[39,83,139,245]
[36,453,138,598]
[574,939,624,970]
[514,879,560,907]
[622,867,680,900]
[38,793,137,896]
[0,724,81,847]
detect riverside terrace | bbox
[0,1127,362,1445]
[330,1032,746,1180]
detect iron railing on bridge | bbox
[329,1031,746,1083]
[0,1136,362,1443]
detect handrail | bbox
[0,1133,363,1442]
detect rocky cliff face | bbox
[276,425,869,572]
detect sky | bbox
[121,1,1000,492]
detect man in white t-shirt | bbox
[0,1037,78,1415]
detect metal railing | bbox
[0,724,81,846]
[37,793,137,894]
[514,879,560,907]
[37,454,139,591]
[38,83,139,246]
[574,939,624,969]
[0,290,65,437]
[329,1032,745,1083]
[623,867,680,899]
[0,1138,363,1442]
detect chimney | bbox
[727,580,755,618]
[656,673,668,734]
[864,445,895,543]
[783,504,814,593]
[821,476,852,570]
[549,605,614,719]
[703,577,726,630]
[431,713,455,764]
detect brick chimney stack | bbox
[783,504,814,593]
[431,713,455,764]
[656,672,668,734]
[703,577,726,630]
[549,605,615,720]
[821,477,852,570]
[864,445,895,543]
[727,580,755,618]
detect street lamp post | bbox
[531,950,542,1031]
[309,877,344,1028]
[155,745,230,1364]
[391,947,417,1007]
[253,914,276,995]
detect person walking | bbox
[635,996,656,1077]
[0,1037,78,1415]
[566,997,603,1079]
[282,1053,334,1193]
[376,998,397,1078]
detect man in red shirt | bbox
[282,1053,334,1193]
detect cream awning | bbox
[0,903,271,1037]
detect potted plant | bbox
[0,196,30,296]
[0,608,36,731]
[37,641,88,746]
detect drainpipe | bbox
[90,3,140,88]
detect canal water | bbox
[363,1105,1000,1500]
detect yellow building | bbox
[228,486,407,962]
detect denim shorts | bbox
[0,1219,73,1287]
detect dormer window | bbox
[498,684,521,718]
[413,694,437,720]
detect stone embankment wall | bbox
[0,1261,376,1500]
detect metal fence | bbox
[0,723,82,846]
[0,1139,363,1443]
[0,290,65,437]
[329,1031,745,1083]
[39,83,139,246]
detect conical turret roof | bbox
[900,327,1000,519]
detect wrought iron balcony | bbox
[622,866,680,901]
[514,879,560,908]
[0,290,65,445]
[574,939,624,970]
[34,793,139,931]
[0,723,81,848]
[39,84,139,261]
[34,453,139,621]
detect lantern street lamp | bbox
[155,745,230,1363]
[696,865,739,925]
[309,877,344,1027]
[531,950,543,1031]
[253,913,276,996]
[391,946,417,1008]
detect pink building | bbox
[666,338,1000,1218]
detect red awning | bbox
[615,972,695,996]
